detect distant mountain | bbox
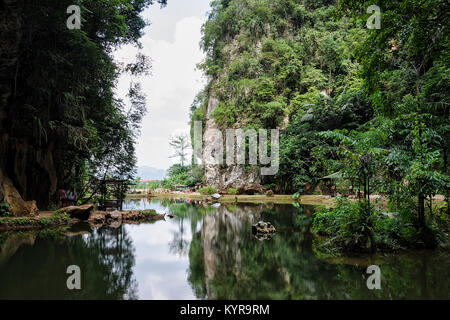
[136,166,166,180]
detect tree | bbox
[0,0,167,211]
[338,0,450,224]
[169,134,191,166]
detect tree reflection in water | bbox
[0,224,138,299]
[166,201,194,257]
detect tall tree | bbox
[169,134,191,166]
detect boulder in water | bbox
[106,210,122,221]
[88,211,106,224]
[59,204,94,220]
[211,193,221,200]
[252,221,276,234]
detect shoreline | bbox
[1,194,444,232]
[0,194,334,232]
[0,207,171,232]
[127,193,337,206]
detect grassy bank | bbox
[0,207,169,232]
[0,211,74,231]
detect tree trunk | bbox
[418,193,425,227]
[444,148,449,215]
[367,228,377,253]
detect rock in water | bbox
[88,211,106,224]
[211,193,221,200]
[252,221,276,234]
[60,204,94,220]
[122,210,141,221]
[106,210,122,221]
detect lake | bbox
[0,198,449,299]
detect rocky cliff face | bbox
[194,3,291,193]
[0,0,58,212]
[202,95,262,193]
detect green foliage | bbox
[0,217,37,227]
[0,211,71,227]
[0,203,12,217]
[162,164,204,189]
[189,0,449,252]
[277,88,373,192]
[313,197,445,254]
[194,0,373,192]
[199,186,218,195]
[227,188,239,195]
[313,198,377,253]
[331,0,449,227]
[0,0,168,208]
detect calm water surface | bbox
[0,198,449,299]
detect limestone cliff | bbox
[202,95,262,193]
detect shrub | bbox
[313,197,442,254]
[312,198,377,253]
[199,186,218,195]
[265,190,274,197]
[0,202,13,217]
[228,188,238,195]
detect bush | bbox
[228,188,238,195]
[199,186,218,195]
[312,198,376,253]
[265,190,274,196]
[0,203,12,217]
[374,208,443,250]
[313,197,443,254]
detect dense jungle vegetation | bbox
[0,0,448,252]
[0,0,166,210]
[189,0,449,250]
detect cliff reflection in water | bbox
[174,201,449,300]
[186,202,325,299]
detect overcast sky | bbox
[114,0,211,170]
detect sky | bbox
[114,0,212,170]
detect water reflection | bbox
[0,198,448,299]
[0,225,137,299]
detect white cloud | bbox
[115,12,207,170]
